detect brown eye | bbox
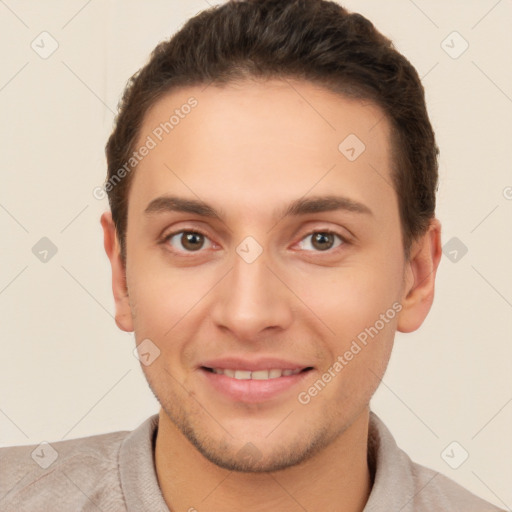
[181,232,204,251]
[313,233,335,251]
[165,231,212,253]
[297,231,344,252]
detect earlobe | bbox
[396,218,442,333]
[100,211,134,333]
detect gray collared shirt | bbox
[0,411,504,511]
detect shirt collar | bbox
[119,411,415,512]
[364,411,418,511]
[119,413,169,511]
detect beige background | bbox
[0,0,511,508]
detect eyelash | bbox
[160,228,348,255]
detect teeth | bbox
[234,370,252,380]
[251,370,270,380]
[209,368,303,380]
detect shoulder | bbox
[366,411,505,512]
[0,428,129,512]
[406,456,504,511]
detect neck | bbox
[155,407,372,512]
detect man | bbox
[0,1,505,510]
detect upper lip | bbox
[200,357,314,372]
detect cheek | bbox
[126,257,222,351]
[292,258,403,337]
[290,255,401,400]
[308,309,396,411]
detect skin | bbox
[101,78,442,512]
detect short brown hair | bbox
[105,0,439,261]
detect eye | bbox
[296,230,345,252]
[163,230,214,253]
[161,228,346,255]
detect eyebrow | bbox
[144,194,373,221]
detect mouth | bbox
[199,366,315,403]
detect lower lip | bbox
[199,367,314,403]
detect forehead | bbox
[129,78,396,221]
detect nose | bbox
[210,247,294,341]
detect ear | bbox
[396,218,442,333]
[100,211,134,332]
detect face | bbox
[102,78,440,472]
